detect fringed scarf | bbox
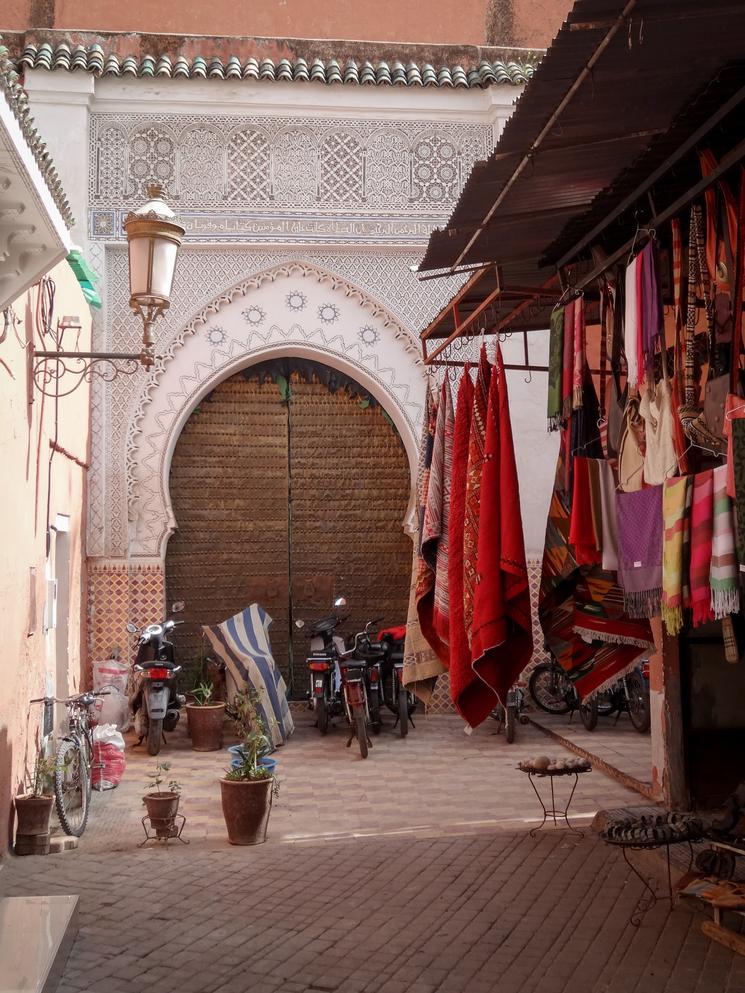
[469,346,533,722]
[562,299,575,421]
[625,256,639,388]
[661,476,690,636]
[690,470,714,628]
[447,367,475,715]
[547,305,565,430]
[641,241,662,375]
[418,381,451,666]
[732,418,745,569]
[404,391,446,705]
[598,459,619,571]
[569,456,602,566]
[572,295,586,411]
[711,463,740,619]
[462,346,491,643]
[617,485,663,619]
[432,377,454,645]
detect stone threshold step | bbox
[0,895,78,993]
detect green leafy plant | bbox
[225,690,273,782]
[145,762,182,796]
[30,755,56,797]
[190,680,214,706]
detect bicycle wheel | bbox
[506,703,517,744]
[398,687,409,738]
[316,696,329,735]
[626,671,651,733]
[147,717,163,756]
[355,708,368,759]
[529,664,572,715]
[54,737,90,837]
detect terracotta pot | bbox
[186,702,225,751]
[14,794,53,836]
[143,792,180,839]
[220,777,273,846]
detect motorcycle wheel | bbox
[147,717,163,756]
[626,671,651,733]
[398,688,409,738]
[316,697,329,735]
[355,708,368,759]
[506,703,517,744]
[579,698,598,731]
[529,663,572,715]
[370,704,382,734]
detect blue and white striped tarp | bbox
[202,604,294,749]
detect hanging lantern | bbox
[124,183,185,367]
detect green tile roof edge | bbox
[14,41,538,87]
[0,37,74,228]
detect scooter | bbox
[377,625,417,737]
[297,597,348,735]
[126,601,187,756]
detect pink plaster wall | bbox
[0,264,91,853]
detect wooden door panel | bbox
[166,374,290,681]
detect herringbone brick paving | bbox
[1,714,739,992]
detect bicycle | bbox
[30,691,109,837]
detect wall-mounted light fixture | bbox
[33,184,184,397]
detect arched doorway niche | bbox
[125,261,428,561]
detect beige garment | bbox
[403,532,445,706]
[617,396,645,492]
[639,376,678,485]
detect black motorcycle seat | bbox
[340,658,369,669]
[311,616,338,634]
[356,646,386,661]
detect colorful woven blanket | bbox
[418,382,450,665]
[661,476,690,636]
[447,367,474,714]
[690,470,714,628]
[617,486,663,619]
[711,463,740,619]
[202,604,294,750]
[569,456,602,566]
[462,346,491,643]
[469,346,533,722]
[432,377,454,645]
[572,295,586,411]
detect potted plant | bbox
[143,762,182,839]
[220,691,278,846]
[14,755,56,855]
[185,680,225,751]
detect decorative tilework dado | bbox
[88,114,492,241]
[426,559,548,715]
[87,560,165,670]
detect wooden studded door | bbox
[166,360,412,694]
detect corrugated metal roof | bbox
[12,41,536,88]
[419,0,745,284]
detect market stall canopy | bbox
[419,0,745,350]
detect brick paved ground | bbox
[529,711,652,788]
[1,713,739,992]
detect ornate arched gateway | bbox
[89,262,428,685]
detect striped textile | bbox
[711,463,740,619]
[561,299,575,421]
[624,258,639,388]
[661,477,690,636]
[572,295,586,410]
[202,604,294,750]
[690,470,714,628]
[547,305,565,430]
[671,218,683,327]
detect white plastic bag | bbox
[92,687,129,731]
[91,724,126,791]
[92,658,130,695]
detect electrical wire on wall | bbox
[32,277,57,555]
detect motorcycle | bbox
[337,618,387,759]
[377,625,417,737]
[126,601,187,756]
[490,682,527,744]
[297,597,348,735]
